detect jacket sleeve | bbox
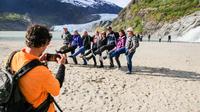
[125,37,129,49]
[78,36,83,47]
[129,37,139,52]
[123,36,127,47]
[66,33,71,40]
[56,64,65,88]
[69,35,73,43]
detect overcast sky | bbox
[106,0,132,7]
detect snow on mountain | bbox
[60,0,115,7]
[53,13,117,32]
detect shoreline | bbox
[1,31,200,43]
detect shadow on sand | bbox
[120,66,200,81]
[70,63,200,81]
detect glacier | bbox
[60,0,115,7]
[53,13,117,32]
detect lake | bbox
[0,31,63,41]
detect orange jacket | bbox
[11,48,60,112]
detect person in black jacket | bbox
[93,27,117,68]
[83,31,107,67]
[69,31,91,65]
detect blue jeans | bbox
[72,46,87,64]
[125,49,135,72]
[109,47,126,58]
[107,47,126,67]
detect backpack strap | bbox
[14,59,42,80]
[13,59,63,111]
[5,50,20,73]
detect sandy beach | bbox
[0,40,200,112]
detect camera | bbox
[46,54,61,61]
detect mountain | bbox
[60,0,114,7]
[53,14,118,32]
[0,0,122,30]
[112,0,200,42]
[104,0,132,7]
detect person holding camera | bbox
[125,27,139,74]
[10,24,66,112]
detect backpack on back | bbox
[0,51,52,112]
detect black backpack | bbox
[0,51,62,112]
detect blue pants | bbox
[125,49,135,72]
[108,47,126,67]
[72,46,87,64]
[109,47,126,58]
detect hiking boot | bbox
[126,71,132,74]
[109,65,114,68]
[97,65,104,68]
[82,63,87,65]
[68,55,74,58]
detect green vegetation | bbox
[113,0,200,33]
[0,13,24,21]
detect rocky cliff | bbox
[112,0,200,41]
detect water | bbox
[0,31,63,41]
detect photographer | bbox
[10,24,66,112]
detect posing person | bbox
[83,31,107,67]
[57,30,83,64]
[69,31,91,65]
[125,27,139,74]
[103,29,126,68]
[61,26,72,46]
[91,27,117,67]
[58,26,72,64]
[9,24,66,112]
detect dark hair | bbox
[119,29,126,36]
[107,26,112,30]
[25,24,52,48]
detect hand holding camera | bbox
[40,53,66,64]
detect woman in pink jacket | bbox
[103,29,126,68]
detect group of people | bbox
[2,24,139,112]
[57,26,139,74]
